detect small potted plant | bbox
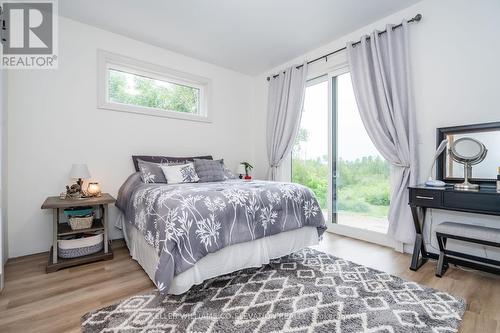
[240,162,253,180]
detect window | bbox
[98,50,211,122]
[292,77,329,220]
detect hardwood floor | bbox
[0,233,499,332]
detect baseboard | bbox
[403,242,415,255]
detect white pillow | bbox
[160,163,200,184]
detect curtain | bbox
[346,21,418,244]
[266,64,308,180]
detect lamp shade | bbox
[69,164,91,179]
[237,164,246,175]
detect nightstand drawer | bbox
[410,188,443,208]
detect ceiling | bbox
[59,0,422,75]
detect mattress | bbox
[118,213,319,294]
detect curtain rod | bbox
[266,13,422,81]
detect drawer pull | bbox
[416,195,434,200]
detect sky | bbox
[295,73,381,162]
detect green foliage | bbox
[337,197,370,213]
[365,187,391,206]
[291,158,329,209]
[241,162,254,175]
[292,155,391,218]
[108,70,199,114]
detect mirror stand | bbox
[455,164,479,190]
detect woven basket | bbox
[69,216,93,230]
[58,233,103,258]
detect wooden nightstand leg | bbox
[53,208,58,264]
[103,204,109,253]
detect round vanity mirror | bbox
[449,137,487,190]
[450,138,485,162]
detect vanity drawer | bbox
[443,192,500,214]
[410,188,443,208]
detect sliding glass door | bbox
[333,72,390,234]
[292,69,391,242]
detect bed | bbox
[116,159,326,295]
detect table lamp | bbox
[69,164,91,188]
[425,139,448,187]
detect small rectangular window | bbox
[98,50,211,122]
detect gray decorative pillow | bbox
[138,160,167,183]
[194,159,226,183]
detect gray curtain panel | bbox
[266,63,308,180]
[347,21,418,244]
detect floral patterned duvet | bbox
[116,174,326,293]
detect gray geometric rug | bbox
[82,248,466,332]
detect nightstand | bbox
[41,193,116,272]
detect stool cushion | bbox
[435,222,500,244]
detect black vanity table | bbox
[408,185,500,271]
[407,121,500,274]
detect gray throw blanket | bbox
[116,173,326,293]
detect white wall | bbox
[251,0,500,256]
[7,17,255,258]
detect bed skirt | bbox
[115,213,319,294]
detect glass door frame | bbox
[328,67,347,228]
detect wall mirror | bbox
[436,122,500,186]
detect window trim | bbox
[97,50,212,123]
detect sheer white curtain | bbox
[347,21,418,244]
[266,64,308,180]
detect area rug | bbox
[82,248,466,332]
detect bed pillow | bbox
[220,160,237,179]
[194,159,226,182]
[132,155,213,172]
[160,163,200,184]
[138,160,168,183]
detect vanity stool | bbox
[434,222,500,277]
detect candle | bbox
[87,182,101,197]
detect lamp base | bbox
[425,179,446,187]
[66,180,85,199]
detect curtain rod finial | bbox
[413,14,422,22]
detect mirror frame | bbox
[436,121,500,187]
